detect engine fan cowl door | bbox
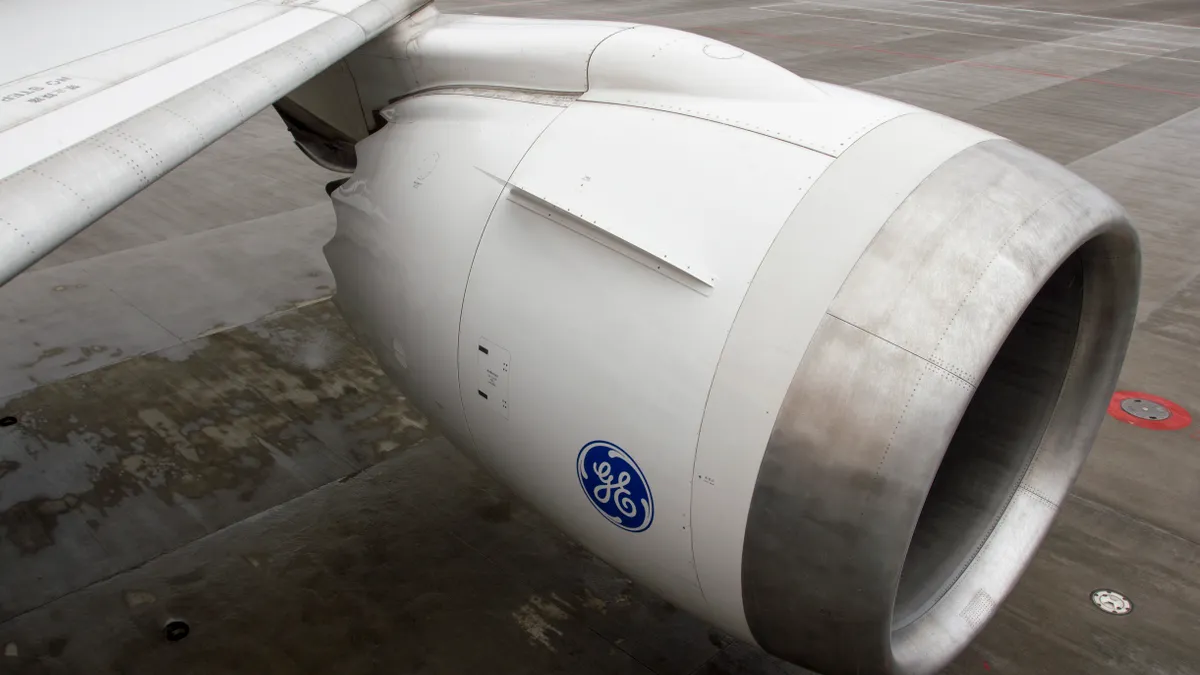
[457,100,830,616]
[325,93,566,452]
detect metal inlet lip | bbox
[740,140,1140,675]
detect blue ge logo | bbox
[577,440,654,533]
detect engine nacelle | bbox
[323,10,1139,675]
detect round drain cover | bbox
[1108,391,1192,430]
[1120,398,1171,421]
[163,619,190,642]
[1091,589,1133,615]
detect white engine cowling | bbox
[323,10,1139,675]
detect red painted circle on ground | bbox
[1108,391,1192,430]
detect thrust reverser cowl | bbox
[323,10,1139,675]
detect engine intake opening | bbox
[740,139,1139,675]
[890,223,1140,673]
[893,251,1084,627]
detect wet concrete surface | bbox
[0,301,432,625]
[1,0,1199,673]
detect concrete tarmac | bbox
[0,1,1197,673]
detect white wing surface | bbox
[0,0,423,284]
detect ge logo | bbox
[577,441,654,532]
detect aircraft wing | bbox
[0,0,423,286]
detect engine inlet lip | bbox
[890,214,1140,675]
[740,140,1141,675]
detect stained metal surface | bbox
[742,140,1140,675]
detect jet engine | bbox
[319,8,1140,675]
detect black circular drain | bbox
[163,620,190,642]
[0,417,17,427]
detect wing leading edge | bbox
[0,0,425,285]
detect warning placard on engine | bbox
[476,338,510,419]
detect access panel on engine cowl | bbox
[455,99,829,619]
